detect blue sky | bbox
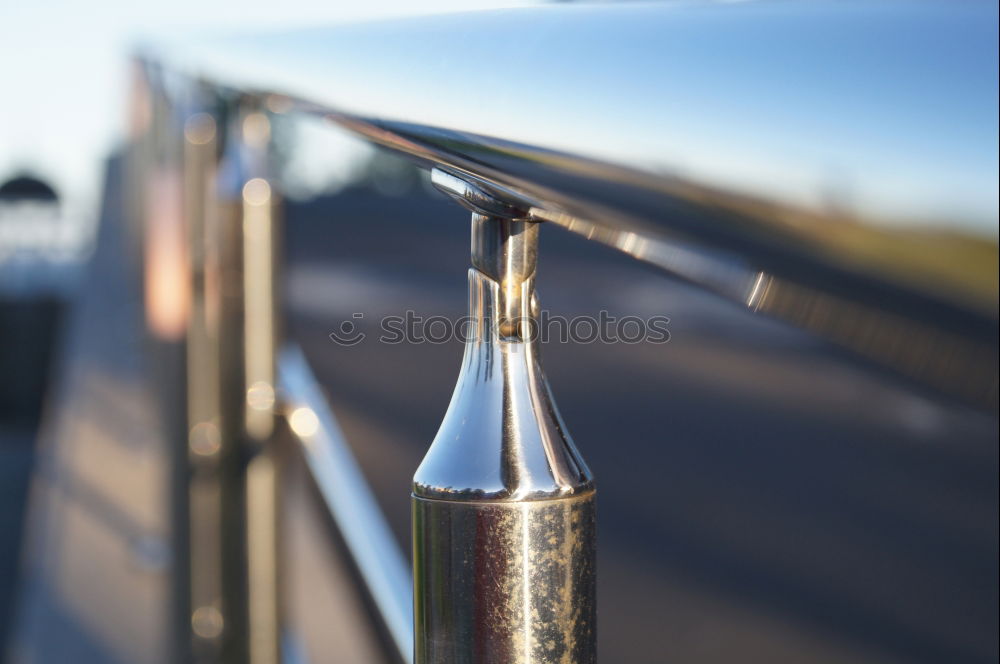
[0,0,533,217]
[2,1,995,236]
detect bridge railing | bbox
[130,3,998,663]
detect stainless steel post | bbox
[211,95,283,664]
[139,64,194,664]
[176,90,282,664]
[412,169,596,664]
[182,92,236,664]
[237,103,283,664]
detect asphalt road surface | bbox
[284,184,998,664]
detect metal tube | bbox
[413,494,595,664]
[142,2,999,318]
[279,345,415,663]
[211,96,284,664]
[237,105,283,664]
[414,174,596,663]
[185,94,253,664]
[139,65,195,664]
[174,90,282,664]
[141,4,999,409]
[180,92,231,664]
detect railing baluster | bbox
[140,64,196,664]
[237,103,283,664]
[182,90,242,664]
[155,87,283,664]
[412,169,596,664]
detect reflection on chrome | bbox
[246,381,275,412]
[413,182,595,663]
[143,169,188,341]
[142,1,998,315]
[126,5,1000,664]
[191,605,225,640]
[279,346,414,663]
[183,112,216,146]
[136,0,996,409]
[288,406,318,438]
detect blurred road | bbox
[7,161,996,664]
[284,186,998,664]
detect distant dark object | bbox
[0,175,59,203]
[0,298,63,425]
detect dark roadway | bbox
[284,183,998,664]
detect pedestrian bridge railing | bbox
[131,3,998,663]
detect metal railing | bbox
[130,3,998,663]
[278,346,413,660]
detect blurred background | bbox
[1,2,998,664]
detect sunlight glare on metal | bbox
[242,112,271,148]
[242,178,271,206]
[189,421,222,457]
[288,406,319,438]
[246,381,275,411]
[191,606,224,640]
[184,112,216,145]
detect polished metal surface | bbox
[116,8,998,659]
[413,194,596,662]
[139,66,196,664]
[142,1,998,408]
[197,94,258,664]
[431,168,529,221]
[234,102,283,664]
[142,80,285,664]
[278,345,414,664]
[469,214,538,340]
[412,268,592,502]
[179,87,239,664]
[433,167,539,339]
[413,495,596,664]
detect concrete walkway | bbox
[8,157,170,664]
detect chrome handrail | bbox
[140,1,999,409]
[131,4,999,663]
